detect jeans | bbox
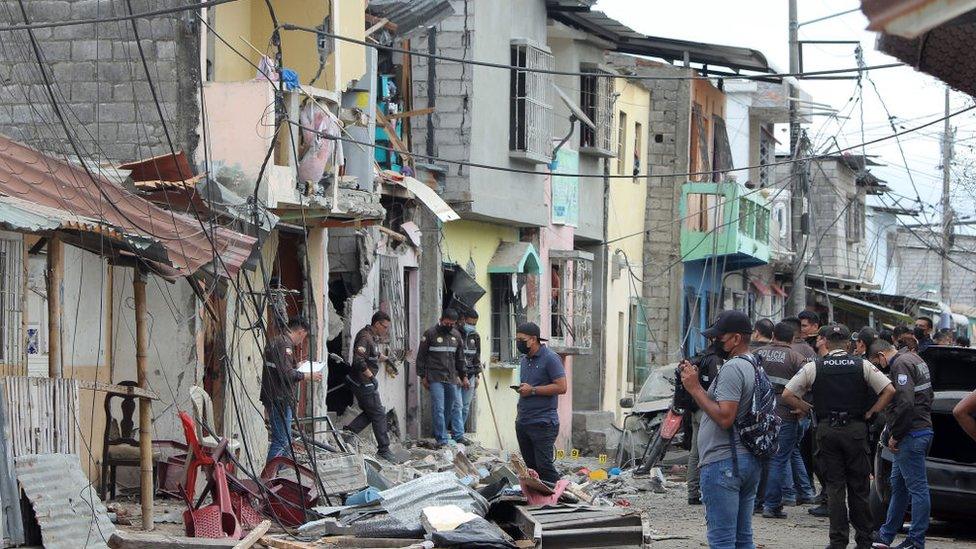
[764,420,812,510]
[687,410,704,498]
[265,401,293,462]
[516,420,560,483]
[701,453,762,549]
[879,433,933,548]
[785,417,817,502]
[460,377,477,428]
[429,381,464,444]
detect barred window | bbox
[549,251,593,354]
[510,41,553,162]
[580,69,613,154]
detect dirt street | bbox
[559,451,976,549]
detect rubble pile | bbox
[107,434,653,548]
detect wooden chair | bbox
[100,381,145,500]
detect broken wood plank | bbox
[374,109,413,163]
[365,17,389,37]
[386,107,435,120]
[377,225,407,243]
[233,520,271,549]
[108,530,240,549]
[77,379,159,400]
[365,13,398,32]
[258,536,316,549]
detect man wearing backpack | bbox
[679,311,772,548]
[781,324,895,549]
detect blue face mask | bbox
[463,324,476,334]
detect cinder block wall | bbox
[0,0,199,163]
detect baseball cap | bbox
[516,322,548,342]
[819,323,851,341]
[702,311,753,339]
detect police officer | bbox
[868,339,934,549]
[782,324,895,549]
[683,338,723,505]
[756,321,813,518]
[459,311,482,428]
[417,309,471,447]
[346,311,396,462]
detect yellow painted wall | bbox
[441,220,523,452]
[604,78,650,419]
[212,0,366,90]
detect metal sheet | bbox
[397,176,460,223]
[367,0,455,37]
[487,242,542,275]
[14,453,115,549]
[0,136,256,277]
[350,472,488,538]
[514,505,647,548]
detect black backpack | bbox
[730,353,781,461]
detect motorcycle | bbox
[615,363,689,473]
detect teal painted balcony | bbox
[679,182,770,269]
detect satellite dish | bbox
[553,84,596,131]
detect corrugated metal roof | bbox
[367,0,455,37]
[0,136,256,277]
[547,8,771,73]
[14,453,115,549]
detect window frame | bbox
[490,272,527,364]
[579,67,614,156]
[509,40,553,164]
[616,110,627,175]
[548,250,594,355]
[846,197,865,243]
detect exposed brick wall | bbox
[408,0,473,204]
[0,0,199,164]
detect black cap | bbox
[702,311,753,339]
[857,327,878,347]
[819,323,851,341]
[516,322,548,342]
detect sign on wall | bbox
[551,148,579,227]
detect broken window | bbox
[378,255,405,359]
[549,251,593,353]
[711,115,733,182]
[490,273,526,363]
[580,69,613,154]
[509,41,553,162]
[633,122,643,182]
[685,193,724,232]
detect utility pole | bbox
[941,86,954,305]
[789,0,808,315]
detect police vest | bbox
[811,353,869,419]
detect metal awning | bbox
[387,173,460,223]
[547,7,771,73]
[487,242,542,274]
[367,0,455,38]
[811,288,912,323]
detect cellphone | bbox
[509,385,521,391]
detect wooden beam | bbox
[385,107,435,120]
[133,268,153,531]
[258,536,316,549]
[374,109,413,163]
[47,235,62,378]
[232,521,271,549]
[318,537,428,548]
[76,379,159,400]
[364,17,389,37]
[108,530,240,548]
[377,225,407,243]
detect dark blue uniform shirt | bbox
[516,345,565,425]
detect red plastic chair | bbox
[178,410,235,502]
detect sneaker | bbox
[376,449,399,463]
[808,503,829,517]
[796,496,818,505]
[871,543,891,549]
[688,496,702,505]
[891,541,921,549]
[762,507,788,519]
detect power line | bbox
[0,0,240,33]
[278,23,903,82]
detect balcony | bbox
[679,182,770,269]
[199,80,383,224]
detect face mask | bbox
[439,323,453,332]
[463,324,476,334]
[516,340,531,355]
[913,326,927,340]
[715,336,733,360]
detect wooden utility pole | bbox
[788,0,808,315]
[133,268,153,530]
[46,235,62,378]
[941,87,954,304]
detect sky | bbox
[595,0,976,224]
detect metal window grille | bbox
[378,255,405,358]
[549,254,593,352]
[629,299,649,387]
[510,41,553,160]
[490,273,526,363]
[758,127,774,187]
[580,70,613,152]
